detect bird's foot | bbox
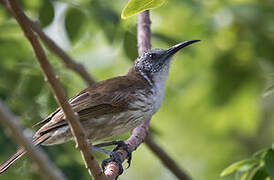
[112,141,132,168]
[94,140,132,168]
[91,146,124,176]
[101,151,124,176]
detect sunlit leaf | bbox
[38,0,55,28]
[264,149,274,178]
[240,171,249,180]
[263,84,274,97]
[121,0,166,19]
[221,159,258,177]
[253,148,268,159]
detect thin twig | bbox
[0,0,95,87]
[6,0,106,179]
[0,100,66,180]
[145,134,192,180]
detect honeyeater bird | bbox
[0,40,200,174]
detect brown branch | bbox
[137,10,151,55]
[145,134,192,180]
[6,0,106,179]
[30,21,96,86]
[104,120,150,178]
[0,100,66,180]
[0,0,95,87]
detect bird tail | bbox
[0,134,50,174]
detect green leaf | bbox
[264,149,274,178]
[38,0,55,28]
[263,84,274,97]
[88,1,120,43]
[271,143,274,150]
[221,159,258,177]
[65,7,87,43]
[121,0,166,19]
[123,31,138,61]
[253,148,268,159]
[251,167,268,180]
[235,164,261,180]
[240,171,249,180]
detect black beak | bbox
[166,39,200,57]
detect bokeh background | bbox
[0,0,274,179]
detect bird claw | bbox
[112,141,132,169]
[101,151,124,176]
[101,140,132,177]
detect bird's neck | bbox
[128,66,170,113]
[127,65,169,93]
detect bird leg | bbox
[91,146,124,176]
[92,140,132,175]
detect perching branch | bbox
[6,0,105,179]
[104,119,151,178]
[0,100,66,180]
[0,0,95,87]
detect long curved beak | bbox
[156,39,200,69]
[166,40,200,56]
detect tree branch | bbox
[145,134,192,180]
[30,21,96,86]
[6,0,106,179]
[103,119,150,178]
[0,100,66,180]
[0,0,95,87]
[137,10,151,55]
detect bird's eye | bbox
[149,53,155,59]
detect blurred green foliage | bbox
[0,0,274,179]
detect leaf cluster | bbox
[221,145,274,180]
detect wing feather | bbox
[34,75,144,136]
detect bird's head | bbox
[134,40,200,85]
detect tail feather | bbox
[0,134,50,174]
[0,148,25,174]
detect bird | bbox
[0,40,200,174]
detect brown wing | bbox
[34,75,146,136]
